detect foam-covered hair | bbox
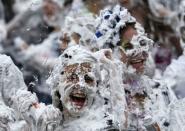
[60,45,97,65]
[95,5,136,48]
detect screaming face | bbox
[58,62,98,116]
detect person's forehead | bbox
[121,26,137,40]
[64,62,92,73]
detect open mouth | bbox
[129,59,145,72]
[70,90,87,109]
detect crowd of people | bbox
[0,0,185,130]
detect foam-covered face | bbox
[121,33,153,74]
[58,62,98,116]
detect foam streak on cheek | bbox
[58,82,72,99]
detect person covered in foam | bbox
[47,45,126,130]
[95,5,185,130]
[0,45,126,131]
[0,54,63,131]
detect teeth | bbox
[70,89,87,100]
[131,59,143,64]
[72,93,86,98]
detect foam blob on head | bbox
[95,5,136,48]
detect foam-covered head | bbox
[95,5,153,74]
[47,45,101,116]
[59,15,96,52]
